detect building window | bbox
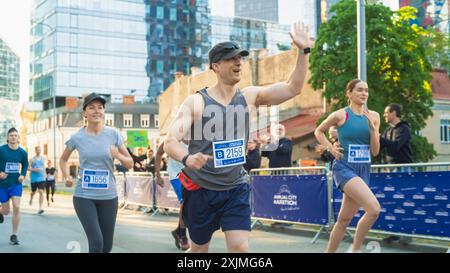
[69,73,77,86]
[123,114,133,128]
[154,115,159,128]
[441,119,450,143]
[140,114,150,128]
[105,113,114,126]
[156,6,164,19]
[70,53,77,66]
[58,114,63,126]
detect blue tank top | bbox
[30,156,46,183]
[337,107,371,162]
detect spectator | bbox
[127,147,147,172]
[315,126,338,163]
[380,103,413,244]
[243,139,261,173]
[380,103,414,166]
[261,124,293,168]
[161,156,168,172]
[145,148,156,176]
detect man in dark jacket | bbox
[380,103,414,165]
[244,139,261,173]
[261,124,293,168]
[380,103,414,244]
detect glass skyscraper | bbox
[30,0,149,110]
[235,0,279,23]
[211,16,291,55]
[0,38,20,101]
[144,0,211,98]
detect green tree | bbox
[309,0,436,162]
[422,27,450,75]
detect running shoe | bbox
[171,229,183,250]
[51,197,54,203]
[9,234,19,245]
[38,209,44,215]
[0,213,3,224]
[180,235,190,251]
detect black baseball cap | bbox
[209,41,249,69]
[83,92,106,110]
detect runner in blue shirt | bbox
[29,146,46,214]
[315,79,381,253]
[0,128,29,245]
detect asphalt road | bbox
[0,193,447,253]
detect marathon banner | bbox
[154,176,181,209]
[115,174,126,203]
[332,171,450,238]
[251,175,329,225]
[125,175,153,206]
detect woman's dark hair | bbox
[7,127,18,135]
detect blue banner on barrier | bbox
[332,171,450,237]
[252,175,328,225]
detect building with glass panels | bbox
[0,98,20,144]
[399,0,449,33]
[145,0,211,98]
[30,0,150,110]
[211,16,291,55]
[235,0,279,23]
[0,37,20,101]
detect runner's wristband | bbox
[181,154,190,167]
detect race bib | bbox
[47,175,55,181]
[348,145,371,163]
[212,138,246,168]
[82,169,109,189]
[5,162,20,174]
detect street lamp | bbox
[357,0,367,81]
[31,20,57,171]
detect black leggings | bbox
[73,196,118,253]
[45,181,55,201]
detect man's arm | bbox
[243,22,313,107]
[155,142,165,186]
[21,152,29,177]
[164,95,212,170]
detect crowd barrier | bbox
[249,167,331,243]
[332,162,450,242]
[114,162,450,246]
[115,172,153,211]
[115,171,180,214]
[153,171,181,211]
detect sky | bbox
[0,0,31,103]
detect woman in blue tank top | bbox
[315,79,381,253]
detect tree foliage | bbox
[309,0,436,162]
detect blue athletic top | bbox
[30,156,46,183]
[0,144,28,188]
[337,107,371,162]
